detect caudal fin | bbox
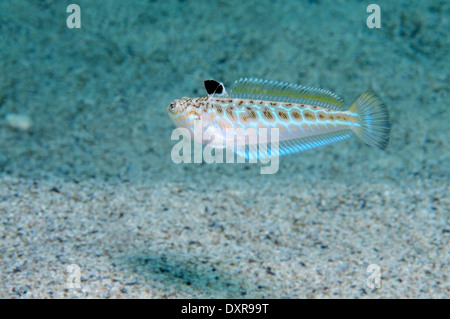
[350,90,390,150]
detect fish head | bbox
[167,97,191,115]
[167,97,224,146]
[167,97,202,129]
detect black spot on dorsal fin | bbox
[204,79,224,95]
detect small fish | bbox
[168,78,390,159]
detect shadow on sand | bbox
[122,252,251,298]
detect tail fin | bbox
[350,90,390,150]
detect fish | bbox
[167,78,390,160]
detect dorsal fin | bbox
[204,79,228,97]
[229,77,345,110]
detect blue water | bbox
[0,0,448,298]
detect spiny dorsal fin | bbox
[204,79,228,97]
[229,77,345,110]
